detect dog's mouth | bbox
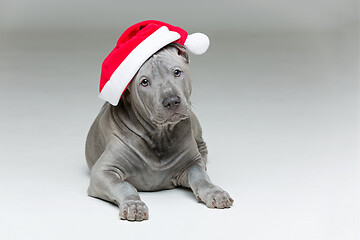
[167,112,188,122]
[153,112,188,125]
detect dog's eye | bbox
[174,69,182,77]
[140,79,149,87]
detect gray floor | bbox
[1,28,358,239]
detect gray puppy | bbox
[86,43,233,221]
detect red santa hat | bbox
[99,20,210,106]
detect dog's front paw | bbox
[196,185,234,209]
[119,200,149,221]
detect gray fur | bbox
[85,43,233,221]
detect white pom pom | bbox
[184,33,210,55]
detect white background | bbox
[0,1,359,239]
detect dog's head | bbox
[124,43,191,126]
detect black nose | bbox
[162,95,181,110]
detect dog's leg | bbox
[190,112,208,166]
[87,142,149,221]
[179,164,234,208]
[195,137,208,166]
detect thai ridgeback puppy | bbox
[86,43,233,221]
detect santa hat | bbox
[99,20,210,106]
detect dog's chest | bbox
[113,117,201,191]
[119,132,199,191]
[128,154,190,191]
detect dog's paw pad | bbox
[119,200,149,221]
[197,185,234,209]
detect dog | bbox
[85,43,233,221]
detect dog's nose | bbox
[162,95,181,110]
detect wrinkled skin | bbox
[85,43,233,221]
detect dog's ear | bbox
[121,88,131,104]
[169,43,189,64]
